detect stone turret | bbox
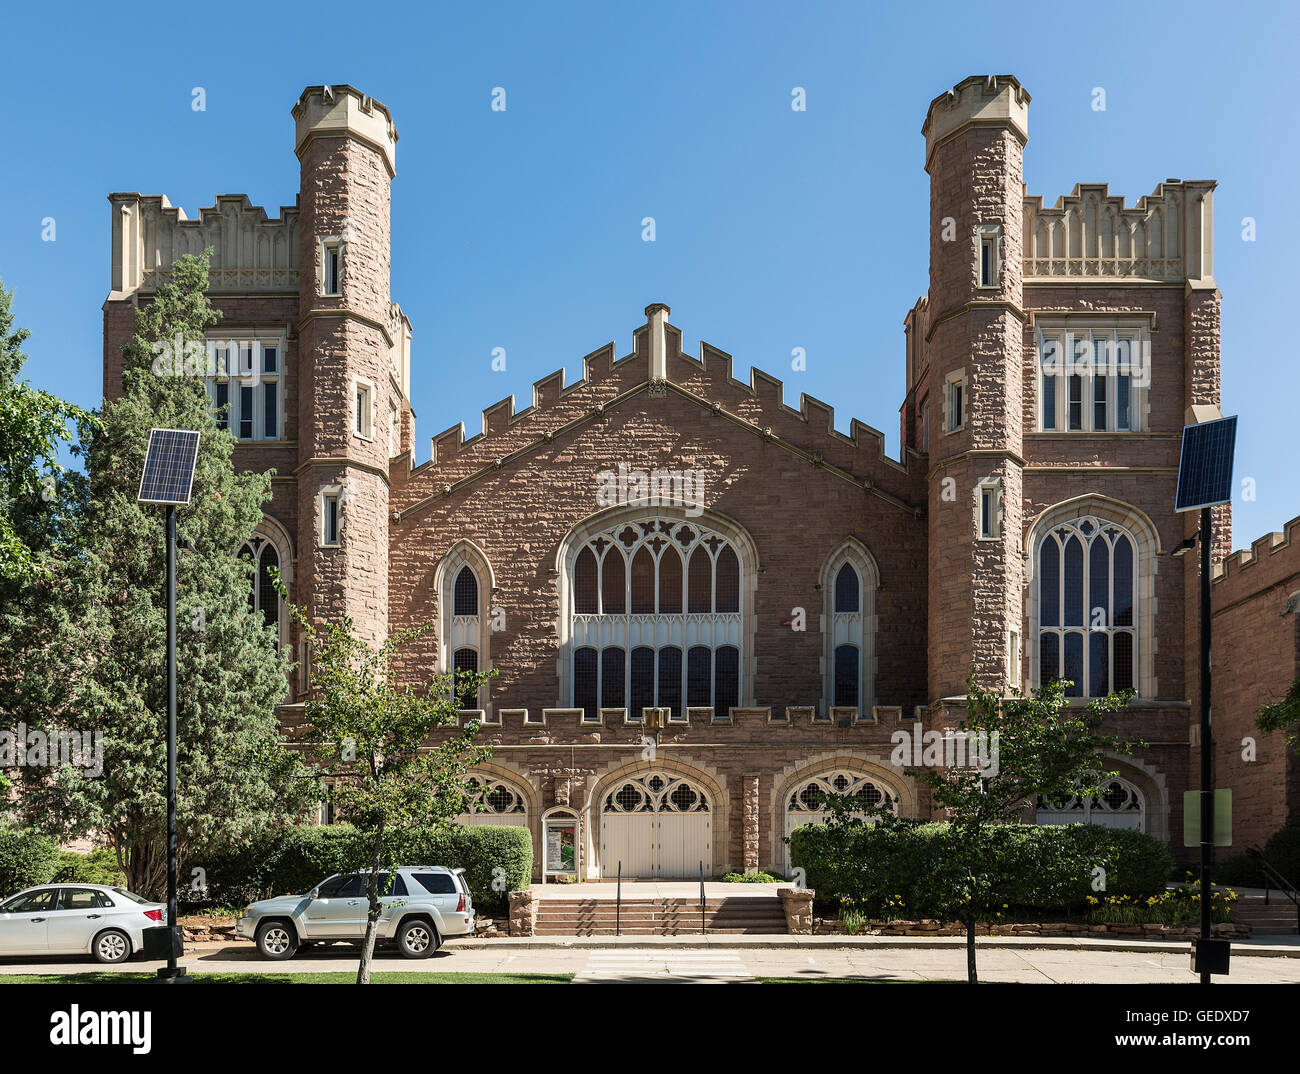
[292,85,399,646]
[922,75,1029,698]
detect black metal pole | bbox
[1199,505,1213,985]
[161,504,183,980]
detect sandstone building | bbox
[103,77,1299,879]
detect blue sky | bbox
[0,0,1294,547]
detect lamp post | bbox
[137,428,201,983]
[1174,409,1237,984]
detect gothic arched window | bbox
[565,515,749,721]
[822,542,877,717]
[1036,515,1137,697]
[239,536,284,643]
[437,544,494,713]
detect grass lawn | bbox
[0,971,573,984]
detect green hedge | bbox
[789,819,1173,918]
[0,828,61,897]
[57,849,127,888]
[189,823,532,916]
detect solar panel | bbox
[1175,415,1237,513]
[137,428,201,505]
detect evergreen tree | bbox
[9,252,310,895]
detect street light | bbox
[136,428,201,983]
[1174,408,1238,985]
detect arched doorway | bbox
[781,769,897,873]
[1035,776,1146,831]
[599,770,713,878]
[456,775,530,828]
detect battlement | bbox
[107,193,299,298]
[416,305,922,500]
[922,75,1030,168]
[1023,180,1215,283]
[1212,515,1300,599]
[293,84,398,177]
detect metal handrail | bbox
[699,860,706,935]
[1247,846,1300,931]
[616,861,622,937]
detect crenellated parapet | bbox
[1022,180,1215,284]
[403,304,926,520]
[108,192,299,298]
[1211,515,1300,596]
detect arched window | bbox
[239,536,284,644]
[437,543,494,713]
[1036,776,1145,831]
[564,515,749,720]
[1036,515,1137,697]
[822,541,877,717]
[453,565,478,616]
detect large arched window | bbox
[1036,776,1145,832]
[563,514,751,721]
[239,531,287,647]
[436,542,495,712]
[1036,515,1137,698]
[821,540,878,716]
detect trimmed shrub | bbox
[789,819,1172,919]
[0,827,60,897]
[56,849,127,888]
[1261,824,1300,887]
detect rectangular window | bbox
[322,493,340,546]
[980,486,994,539]
[214,381,229,431]
[323,243,341,296]
[355,382,373,439]
[263,382,278,440]
[1038,328,1146,434]
[980,236,996,286]
[389,402,399,457]
[238,385,254,440]
[946,373,965,433]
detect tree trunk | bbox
[966,913,978,984]
[356,823,385,985]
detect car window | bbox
[411,872,457,895]
[316,876,348,898]
[336,875,367,898]
[58,888,104,911]
[382,874,408,897]
[4,889,57,913]
[111,888,149,904]
[455,872,472,896]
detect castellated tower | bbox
[292,86,398,647]
[922,76,1030,701]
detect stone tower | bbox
[922,75,1030,701]
[292,85,398,646]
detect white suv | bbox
[236,866,475,960]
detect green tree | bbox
[0,277,98,582]
[280,581,493,984]
[8,251,311,894]
[906,675,1142,983]
[1255,678,1300,751]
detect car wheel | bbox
[93,929,132,965]
[255,920,299,961]
[397,919,439,959]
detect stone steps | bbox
[532,895,788,936]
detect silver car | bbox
[236,866,475,960]
[0,883,167,964]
